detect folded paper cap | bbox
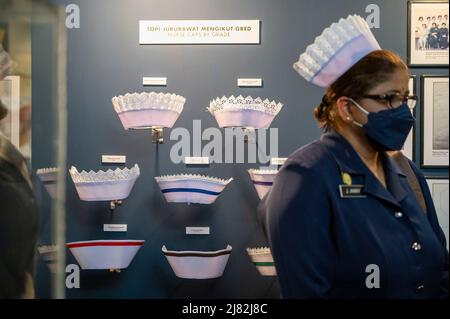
[247,247,277,276]
[162,245,232,279]
[69,164,140,201]
[208,95,283,129]
[38,245,58,273]
[112,92,186,129]
[293,15,381,87]
[248,169,278,200]
[155,174,233,204]
[36,167,59,198]
[67,240,145,270]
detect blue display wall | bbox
[32,0,448,298]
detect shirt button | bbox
[394,212,403,218]
[412,242,422,251]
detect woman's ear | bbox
[335,97,354,124]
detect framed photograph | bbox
[421,75,449,168]
[408,1,449,67]
[402,76,417,161]
[426,178,449,247]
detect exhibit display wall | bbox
[31,0,448,298]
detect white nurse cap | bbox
[293,15,381,87]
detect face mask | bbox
[349,98,415,152]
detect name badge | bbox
[339,185,366,198]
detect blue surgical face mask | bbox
[349,98,415,152]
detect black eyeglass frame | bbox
[351,93,418,109]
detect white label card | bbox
[237,78,263,87]
[184,157,210,165]
[103,224,128,232]
[186,227,210,235]
[102,155,126,164]
[143,77,167,86]
[271,157,288,166]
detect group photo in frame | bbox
[421,75,449,168]
[408,0,449,67]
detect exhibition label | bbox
[139,20,260,44]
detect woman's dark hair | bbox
[314,49,408,129]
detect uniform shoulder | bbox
[283,139,334,172]
[406,157,428,184]
[0,158,29,184]
[405,157,425,180]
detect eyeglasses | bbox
[353,93,418,109]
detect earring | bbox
[346,117,352,121]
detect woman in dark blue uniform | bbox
[259,15,448,299]
[429,23,440,49]
[439,23,448,49]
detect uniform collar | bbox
[383,154,409,204]
[320,129,369,176]
[320,129,409,207]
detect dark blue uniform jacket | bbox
[258,129,449,299]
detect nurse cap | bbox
[293,15,381,87]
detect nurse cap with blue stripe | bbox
[293,15,381,87]
[155,174,233,204]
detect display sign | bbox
[186,227,210,235]
[103,224,128,232]
[142,77,167,86]
[237,78,263,87]
[102,155,126,164]
[271,157,288,166]
[184,156,210,165]
[139,20,260,44]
